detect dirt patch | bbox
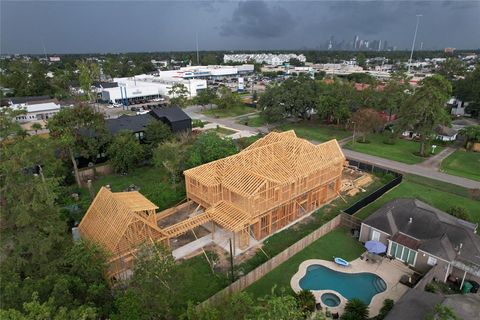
[169,226,210,250]
[157,202,201,228]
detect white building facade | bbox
[10,102,62,123]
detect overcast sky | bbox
[1,1,479,54]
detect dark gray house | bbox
[385,289,480,320]
[360,199,480,289]
[150,107,191,133]
[104,107,191,140]
[106,114,154,141]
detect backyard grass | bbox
[344,134,444,165]
[354,175,480,224]
[87,166,185,212]
[202,104,256,118]
[276,121,351,142]
[440,150,480,181]
[176,253,229,307]
[245,228,365,297]
[237,115,268,127]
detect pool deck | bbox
[290,256,412,317]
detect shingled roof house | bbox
[105,106,191,141]
[79,131,346,282]
[360,199,480,289]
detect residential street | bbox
[342,149,480,189]
[185,106,480,189]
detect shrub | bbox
[107,131,144,173]
[425,282,437,293]
[295,290,316,314]
[376,299,394,320]
[447,206,470,221]
[341,298,369,320]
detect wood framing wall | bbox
[184,131,346,248]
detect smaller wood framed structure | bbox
[79,187,168,281]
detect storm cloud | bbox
[220,1,296,39]
[0,1,479,54]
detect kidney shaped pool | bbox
[299,264,386,305]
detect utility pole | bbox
[195,32,200,66]
[408,14,422,73]
[352,121,357,145]
[229,238,235,283]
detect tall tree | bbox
[215,86,242,110]
[459,125,480,150]
[398,75,452,156]
[153,140,186,184]
[351,108,385,142]
[437,58,465,81]
[144,120,172,147]
[455,64,480,118]
[195,87,216,106]
[76,60,100,102]
[168,83,189,107]
[186,131,237,168]
[47,105,107,187]
[0,107,26,140]
[107,131,144,173]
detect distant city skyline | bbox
[1,1,479,54]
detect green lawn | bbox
[245,228,365,297]
[354,175,480,224]
[440,150,480,181]
[176,253,229,307]
[202,104,256,118]
[276,121,352,142]
[87,166,186,212]
[237,115,268,127]
[344,134,444,165]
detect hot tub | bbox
[321,293,341,307]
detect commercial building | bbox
[100,64,254,105]
[224,53,306,66]
[5,96,62,123]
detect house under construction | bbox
[78,130,346,282]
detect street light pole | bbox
[408,14,422,74]
[352,121,356,145]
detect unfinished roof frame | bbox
[79,131,346,282]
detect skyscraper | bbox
[353,35,359,49]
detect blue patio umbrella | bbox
[365,240,387,254]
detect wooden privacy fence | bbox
[200,213,345,306]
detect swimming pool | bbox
[299,264,386,305]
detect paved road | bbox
[184,105,272,133]
[343,149,480,189]
[185,106,480,189]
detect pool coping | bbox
[291,258,393,315]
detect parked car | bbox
[113,103,122,108]
[130,107,140,112]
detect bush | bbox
[376,299,394,320]
[447,206,470,221]
[295,290,316,314]
[341,298,369,320]
[107,131,144,173]
[425,282,437,293]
